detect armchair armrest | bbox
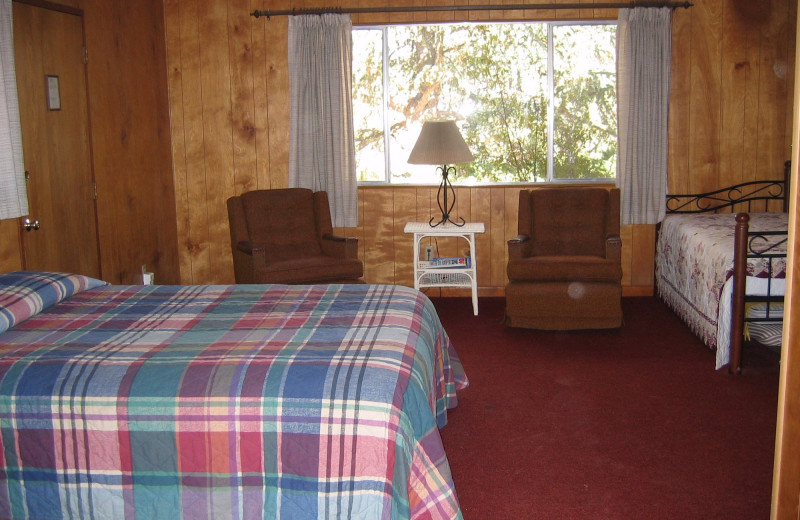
[508,234,531,259]
[321,233,359,259]
[234,241,268,283]
[237,241,264,255]
[605,234,622,262]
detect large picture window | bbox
[352,21,617,184]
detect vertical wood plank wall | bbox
[3,0,793,291]
[0,0,180,284]
[163,0,796,294]
[0,221,22,273]
[80,0,181,284]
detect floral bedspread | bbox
[655,212,787,365]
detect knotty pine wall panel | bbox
[0,221,22,274]
[361,187,396,283]
[161,0,795,296]
[164,0,192,280]
[488,187,508,289]
[200,1,237,283]
[0,0,180,284]
[470,187,493,292]
[229,0,260,196]
[720,1,751,188]
[668,0,796,196]
[391,187,417,289]
[688,0,723,195]
[74,0,181,284]
[668,4,691,196]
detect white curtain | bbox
[0,0,27,220]
[288,14,358,228]
[616,7,671,225]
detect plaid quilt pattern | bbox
[0,283,467,519]
[0,271,107,334]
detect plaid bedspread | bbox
[0,283,467,519]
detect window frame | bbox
[353,19,618,186]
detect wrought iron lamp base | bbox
[429,164,465,227]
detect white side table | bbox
[404,222,485,315]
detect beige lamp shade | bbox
[407,120,474,165]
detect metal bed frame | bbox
[664,161,790,373]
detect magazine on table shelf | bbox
[427,256,471,268]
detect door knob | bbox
[22,218,40,231]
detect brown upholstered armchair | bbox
[505,187,622,330]
[227,188,364,284]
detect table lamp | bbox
[408,119,474,227]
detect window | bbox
[352,21,617,184]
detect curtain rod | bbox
[251,1,692,19]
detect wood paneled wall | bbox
[79,0,180,284]
[0,0,179,285]
[669,0,796,196]
[163,0,795,294]
[355,185,654,297]
[0,221,22,273]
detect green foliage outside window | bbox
[352,22,617,184]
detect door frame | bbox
[12,0,81,19]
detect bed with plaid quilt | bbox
[0,272,467,519]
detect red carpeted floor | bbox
[432,296,780,520]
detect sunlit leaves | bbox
[353,22,617,183]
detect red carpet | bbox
[433,296,779,520]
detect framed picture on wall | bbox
[46,75,60,111]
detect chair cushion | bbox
[507,255,622,282]
[261,256,363,284]
[528,189,609,257]
[241,189,322,262]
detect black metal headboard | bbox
[665,161,790,214]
